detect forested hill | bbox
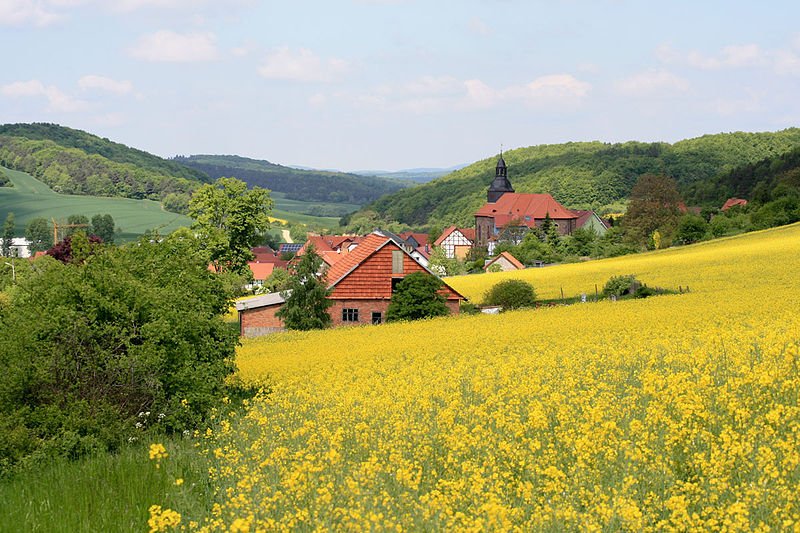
[174,154,408,205]
[351,129,800,228]
[687,144,800,205]
[0,123,208,183]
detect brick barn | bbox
[236,230,465,337]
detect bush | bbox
[602,275,639,297]
[0,232,238,472]
[483,279,537,310]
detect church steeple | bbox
[487,150,514,203]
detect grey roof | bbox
[496,155,507,168]
[235,291,288,311]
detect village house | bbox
[484,251,525,272]
[572,210,610,235]
[474,155,578,253]
[236,230,465,337]
[722,198,748,211]
[434,226,475,259]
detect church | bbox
[474,155,578,249]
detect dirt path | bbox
[281,229,292,243]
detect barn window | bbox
[372,312,382,324]
[392,250,404,273]
[342,308,359,322]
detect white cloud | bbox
[1,79,88,112]
[686,44,764,70]
[258,47,349,82]
[353,73,591,114]
[517,74,591,108]
[616,69,690,96]
[0,0,62,26]
[78,75,133,95]
[128,30,219,62]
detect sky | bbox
[2,1,800,171]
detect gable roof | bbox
[475,193,577,228]
[722,198,748,211]
[572,209,610,230]
[325,230,466,300]
[434,226,476,246]
[399,231,430,247]
[486,251,525,270]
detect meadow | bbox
[148,222,800,531]
[0,167,344,240]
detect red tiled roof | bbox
[248,262,275,281]
[475,193,576,229]
[434,226,475,246]
[325,233,390,287]
[722,198,748,211]
[399,231,430,246]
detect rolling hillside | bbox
[0,166,192,241]
[354,129,800,228]
[175,154,408,207]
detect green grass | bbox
[271,191,360,218]
[0,438,211,533]
[0,167,192,242]
[0,167,344,239]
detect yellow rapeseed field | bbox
[167,223,800,532]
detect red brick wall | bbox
[329,299,392,327]
[239,304,285,337]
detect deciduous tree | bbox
[623,174,684,247]
[1,212,14,257]
[387,272,450,321]
[25,217,52,252]
[188,177,273,275]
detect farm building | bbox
[484,251,525,272]
[237,230,465,337]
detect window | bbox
[392,250,404,274]
[391,278,402,293]
[342,308,359,322]
[372,312,382,325]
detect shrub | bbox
[0,232,238,472]
[483,279,537,310]
[602,275,639,297]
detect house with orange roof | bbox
[475,155,577,252]
[294,234,362,268]
[236,230,465,336]
[434,226,475,259]
[571,210,610,235]
[484,251,525,272]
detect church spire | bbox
[487,149,513,203]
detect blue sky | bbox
[2,1,800,170]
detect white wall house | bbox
[434,226,475,259]
[0,237,32,258]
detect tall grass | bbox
[0,438,210,533]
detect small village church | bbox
[474,154,578,249]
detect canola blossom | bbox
[176,223,800,531]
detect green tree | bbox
[188,177,273,275]
[90,214,116,243]
[428,246,467,276]
[276,246,332,330]
[675,215,708,245]
[387,272,450,321]
[2,212,14,257]
[623,174,684,247]
[483,279,537,310]
[25,217,52,252]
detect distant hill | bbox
[355,165,467,183]
[351,129,800,228]
[174,154,409,205]
[0,123,210,212]
[0,123,209,183]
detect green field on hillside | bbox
[0,167,343,239]
[0,166,192,241]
